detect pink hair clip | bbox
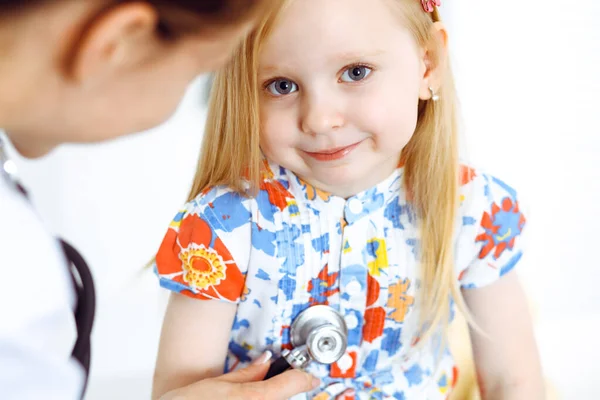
[421,0,441,12]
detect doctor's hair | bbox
[0,0,272,39]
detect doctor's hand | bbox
[159,352,320,400]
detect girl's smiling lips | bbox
[303,140,365,161]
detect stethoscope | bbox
[0,138,95,397]
[265,305,348,379]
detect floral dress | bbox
[154,160,526,399]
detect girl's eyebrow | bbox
[258,63,291,75]
[329,49,385,63]
[258,50,385,76]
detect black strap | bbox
[61,239,96,397]
[2,139,96,398]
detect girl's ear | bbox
[418,21,449,100]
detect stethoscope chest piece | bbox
[290,305,347,365]
[265,305,348,379]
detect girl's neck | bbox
[283,155,402,200]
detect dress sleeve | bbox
[154,188,252,303]
[457,172,527,289]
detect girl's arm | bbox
[152,293,238,399]
[462,270,545,400]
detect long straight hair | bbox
[189,0,469,345]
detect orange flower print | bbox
[476,197,526,260]
[386,278,414,323]
[260,179,294,212]
[460,165,476,186]
[298,177,331,202]
[254,160,294,212]
[331,351,357,378]
[156,213,245,302]
[180,244,226,288]
[366,273,381,307]
[362,307,386,343]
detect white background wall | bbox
[7,1,599,398]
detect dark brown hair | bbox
[0,0,272,38]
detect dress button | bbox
[345,312,359,330]
[347,198,363,214]
[345,280,362,296]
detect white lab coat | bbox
[0,175,84,399]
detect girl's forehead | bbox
[258,0,414,68]
[269,0,403,38]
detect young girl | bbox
[152,0,544,398]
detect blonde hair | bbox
[189,0,469,347]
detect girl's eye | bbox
[340,65,372,82]
[266,79,298,96]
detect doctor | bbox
[0,1,319,399]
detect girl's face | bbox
[258,0,430,198]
